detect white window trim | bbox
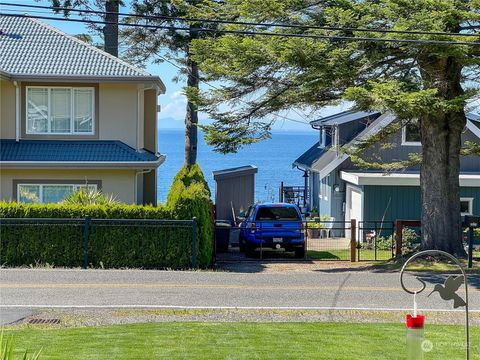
[460,197,474,216]
[26,86,95,135]
[17,183,98,204]
[324,175,329,201]
[401,124,421,146]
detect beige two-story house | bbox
[0,16,166,205]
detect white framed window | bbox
[402,121,421,146]
[17,184,97,204]
[460,198,474,216]
[320,175,330,201]
[26,86,95,135]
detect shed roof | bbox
[0,15,165,91]
[213,165,258,180]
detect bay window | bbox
[26,87,94,135]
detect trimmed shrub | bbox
[0,202,195,269]
[0,164,214,268]
[166,164,214,268]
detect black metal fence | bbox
[305,220,353,261]
[357,221,395,261]
[0,218,197,269]
[215,220,397,262]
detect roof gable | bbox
[298,111,479,178]
[310,110,380,126]
[0,15,164,91]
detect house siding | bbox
[0,79,16,139]
[363,185,480,221]
[359,126,479,172]
[0,169,137,204]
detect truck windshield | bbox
[255,207,300,221]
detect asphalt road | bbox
[1,268,478,312]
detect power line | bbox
[153,54,311,126]
[1,12,480,46]
[2,1,479,39]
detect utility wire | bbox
[1,13,480,46]
[1,1,479,39]
[153,53,311,126]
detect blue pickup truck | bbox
[239,203,305,258]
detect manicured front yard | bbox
[307,249,394,261]
[9,322,479,359]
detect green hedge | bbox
[0,164,214,268]
[166,164,214,268]
[0,202,171,219]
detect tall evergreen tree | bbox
[191,0,480,255]
[123,0,215,166]
[47,0,122,56]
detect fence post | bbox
[350,219,356,262]
[395,220,403,257]
[192,217,197,269]
[468,226,473,269]
[83,217,90,269]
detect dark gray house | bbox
[293,110,480,223]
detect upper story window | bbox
[402,121,421,146]
[26,87,94,135]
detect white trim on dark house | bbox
[401,121,422,146]
[340,171,480,187]
[460,197,474,216]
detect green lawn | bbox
[8,322,479,359]
[307,249,393,261]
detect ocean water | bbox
[156,129,318,204]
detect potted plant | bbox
[306,219,323,238]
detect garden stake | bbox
[400,250,470,360]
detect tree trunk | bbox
[103,0,119,57]
[184,30,200,166]
[419,57,467,256]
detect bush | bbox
[166,164,214,268]
[62,188,119,206]
[0,202,197,269]
[0,164,214,269]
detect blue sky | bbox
[2,0,349,131]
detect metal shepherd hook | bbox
[399,250,470,360]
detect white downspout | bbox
[134,169,153,205]
[13,81,20,141]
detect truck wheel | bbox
[245,244,257,258]
[294,246,305,259]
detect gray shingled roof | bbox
[0,15,164,90]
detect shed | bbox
[213,165,258,223]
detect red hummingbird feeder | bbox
[405,293,425,360]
